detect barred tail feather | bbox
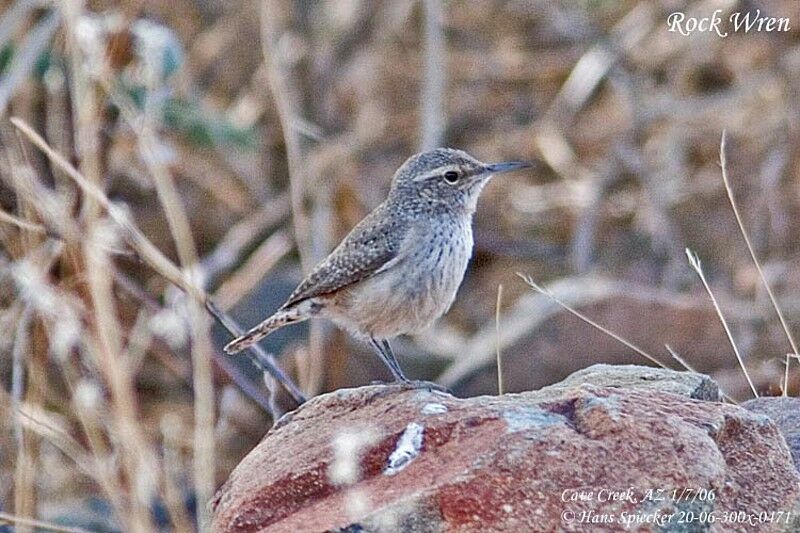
[223,309,304,354]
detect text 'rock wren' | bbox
[224,148,530,383]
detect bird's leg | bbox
[369,337,410,382]
[381,339,410,382]
[383,340,454,393]
[367,338,452,394]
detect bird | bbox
[224,148,530,383]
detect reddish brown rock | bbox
[535,363,720,401]
[743,396,800,471]
[212,381,800,533]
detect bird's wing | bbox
[283,202,409,308]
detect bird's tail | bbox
[224,308,305,354]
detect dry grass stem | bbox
[0,10,60,114]
[665,345,736,403]
[200,192,290,283]
[130,102,216,533]
[214,230,293,310]
[495,284,504,395]
[685,248,758,398]
[517,273,670,371]
[0,511,92,533]
[12,305,34,532]
[60,0,103,223]
[160,413,196,533]
[4,393,98,490]
[0,208,46,233]
[83,225,157,532]
[719,131,800,387]
[122,310,154,375]
[10,117,202,298]
[3,3,798,529]
[785,353,799,397]
[663,344,698,375]
[259,1,329,396]
[260,0,312,272]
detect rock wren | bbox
[224,148,530,382]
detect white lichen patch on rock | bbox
[421,402,448,415]
[502,407,565,432]
[384,422,424,476]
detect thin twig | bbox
[685,248,757,397]
[205,299,305,401]
[112,270,277,411]
[11,306,31,446]
[516,273,669,370]
[719,131,799,393]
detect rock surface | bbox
[743,396,800,471]
[212,368,800,533]
[535,363,720,401]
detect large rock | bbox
[743,396,800,471]
[212,377,800,532]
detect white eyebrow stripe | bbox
[411,164,461,182]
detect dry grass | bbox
[495,283,504,395]
[517,273,670,371]
[718,131,800,397]
[686,248,758,398]
[0,510,92,533]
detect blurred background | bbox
[1,0,800,531]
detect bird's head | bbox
[390,148,530,213]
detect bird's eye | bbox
[443,170,460,184]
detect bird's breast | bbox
[331,217,474,339]
[402,218,473,308]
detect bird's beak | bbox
[483,161,532,175]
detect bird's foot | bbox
[368,379,452,395]
[398,379,452,395]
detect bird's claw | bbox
[399,379,452,395]
[368,379,452,395]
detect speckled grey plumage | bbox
[283,201,411,308]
